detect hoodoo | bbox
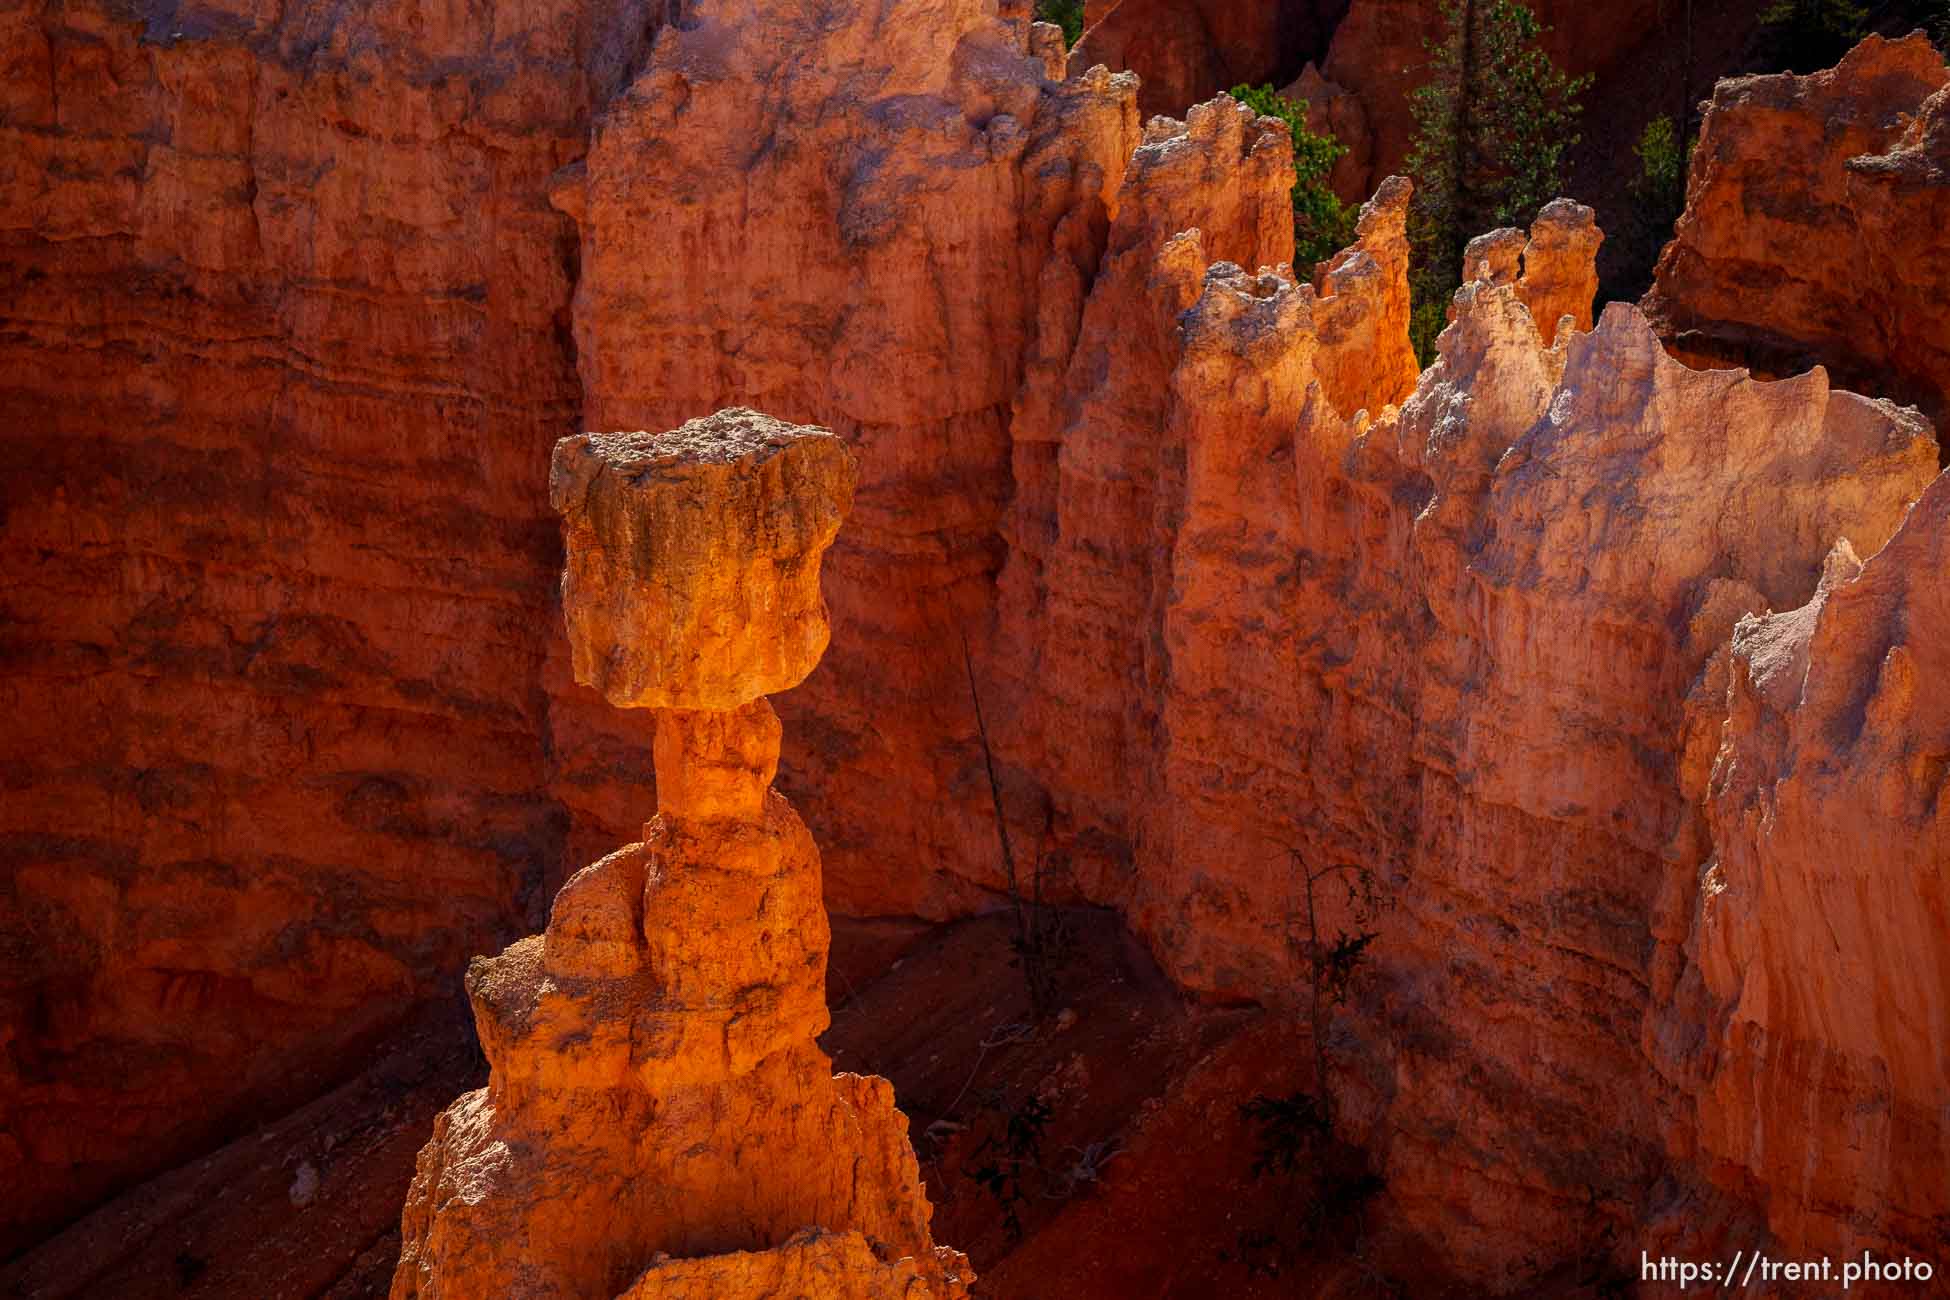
[7,0,1950,1289]
[390,409,968,1299]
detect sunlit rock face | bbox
[546,8,1949,1277]
[550,410,855,712]
[1358,292,1935,1279]
[1638,68,1950,1255]
[1688,472,1950,1260]
[392,412,969,1300]
[553,0,1146,923]
[994,170,1936,1274]
[1645,33,1950,426]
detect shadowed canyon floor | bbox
[3,915,1647,1299]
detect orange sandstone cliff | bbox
[3,0,1949,1288]
[1645,33,1950,426]
[550,0,1151,922]
[1683,472,1950,1260]
[391,409,968,1299]
[975,153,1939,1276]
[0,0,676,1250]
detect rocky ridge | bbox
[969,115,1938,1270]
[1683,471,1950,1258]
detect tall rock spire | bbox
[392,409,968,1299]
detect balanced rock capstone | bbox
[392,409,967,1299]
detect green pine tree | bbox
[1036,0,1085,47]
[1230,84,1359,267]
[1404,0,1590,363]
[1632,115,1688,236]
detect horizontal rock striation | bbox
[0,0,673,1249]
[555,0,1148,920]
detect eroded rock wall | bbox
[977,131,1939,1273]
[1645,33,1950,426]
[1369,294,1935,1277]
[0,0,662,1251]
[556,0,1146,918]
[987,98,1311,925]
[1684,474,1950,1258]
